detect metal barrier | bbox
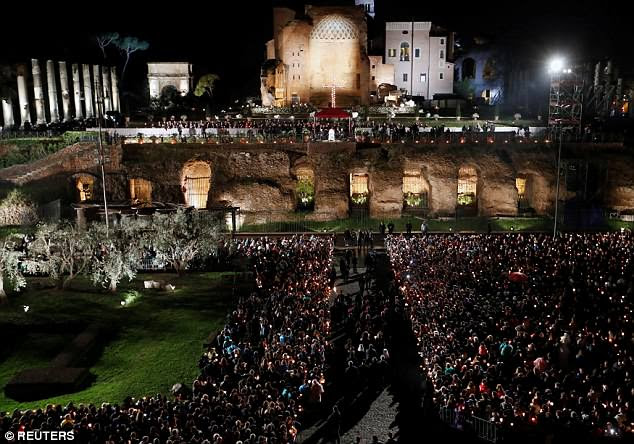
[439,407,499,443]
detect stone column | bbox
[16,65,31,127]
[102,67,112,112]
[46,60,60,122]
[72,64,83,119]
[59,62,72,122]
[82,64,94,118]
[2,98,14,128]
[110,67,120,112]
[93,65,103,117]
[32,59,47,124]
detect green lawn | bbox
[239,215,632,234]
[0,271,240,412]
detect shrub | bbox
[0,190,38,227]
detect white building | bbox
[384,22,453,99]
[355,0,375,18]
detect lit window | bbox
[388,48,396,58]
[415,48,420,58]
[400,42,410,61]
[516,177,526,197]
[420,73,427,82]
[403,73,408,82]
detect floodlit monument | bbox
[147,62,193,99]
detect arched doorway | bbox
[295,167,315,212]
[457,166,477,216]
[402,169,429,212]
[350,172,369,214]
[74,174,96,202]
[181,161,211,209]
[130,178,153,204]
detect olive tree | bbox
[0,239,26,304]
[31,222,92,289]
[89,220,145,293]
[143,209,221,275]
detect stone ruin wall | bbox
[113,143,634,223]
[2,141,632,224]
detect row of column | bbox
[1,60,120,128]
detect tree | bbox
[31,222,92,289]
[194,74,220,116]
[95,32,120,59]
[89,220,144,293]
[114,36,150,82]
[143,209,221,275]
[0,239,26,304]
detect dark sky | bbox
[3,0,633,105]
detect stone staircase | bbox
[0,143,117,186]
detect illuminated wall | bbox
[181,162,211,209]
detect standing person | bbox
[487,220,492,234]
[387,221,395,234]
[406,221,412,235]
[420,220,428,235]
[326,405,342,444]
[379,222,386,235]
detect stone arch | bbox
[462,58,476,80]
[402,168,430,210]
[294,166,315,211]
[349,170,370,209]
[516,170,551,215]
[71,173,97,202]
[457,166,478,215]
[181,161,212,209]
[129,178,153,203]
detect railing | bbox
[439,407,499,443]
[110,130,625,145]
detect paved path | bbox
[340,387,399,444]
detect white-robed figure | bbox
[328,127,336,141]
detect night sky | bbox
[3,0,632,106]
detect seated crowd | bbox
[386,232,633,438]
[0,235,335,444]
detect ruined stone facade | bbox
[4,141,632,228]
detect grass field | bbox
[0,271,240,412]
[238,215,633,234]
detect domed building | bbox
[261,5,381,107]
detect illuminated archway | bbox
[350,172,369,207]
[295,167,315,211]
[403,170,429,210]
[181,161,211,209]
[75,174,95,202]
[130,178,153,203]
[457,166,477,213]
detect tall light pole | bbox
[94,73,109,235]
[548,57,565,237]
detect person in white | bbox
[328,127,336,141]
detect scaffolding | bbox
[548,68,584,131]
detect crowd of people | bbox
[386,232,633,439]
[1,235,335,444]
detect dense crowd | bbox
[386,232,633,438]
[0,235,335,444]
